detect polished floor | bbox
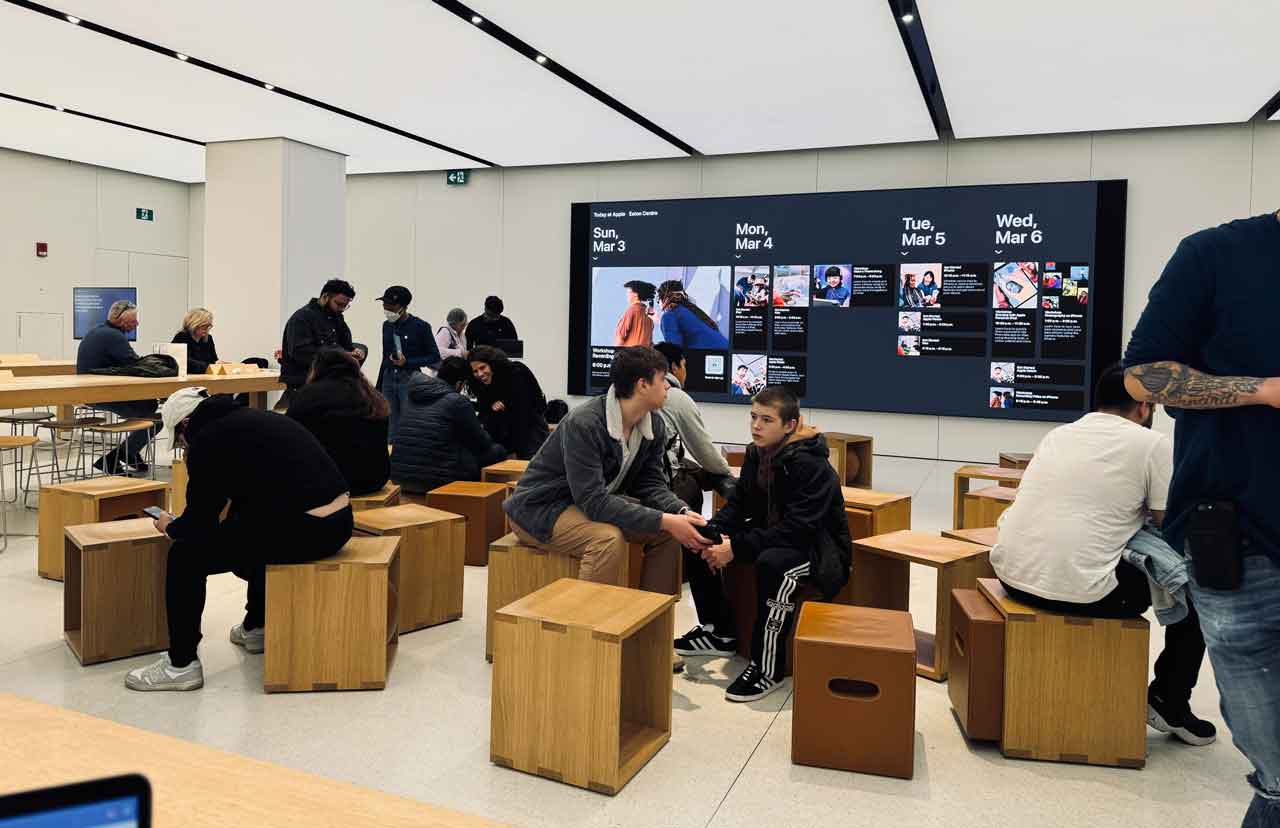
[0,456,1254,827]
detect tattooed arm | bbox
[1124,362,1280,409]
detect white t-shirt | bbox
[990,412,1173,603]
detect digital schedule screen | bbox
[567,180,1126,422]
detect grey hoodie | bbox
[658,374,731,477]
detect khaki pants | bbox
[511,506,681,596]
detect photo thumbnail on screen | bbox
[992,262,1040,309]
[989,387,1016,409]
[730,353,767,396]
[897,311,922,334]
[733,266,772,308]
[812,265,852,307]
[898,263,942,308]
[990,362,1015,385]
[897,336,921,358]
[772,265,811,307]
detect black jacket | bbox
[286,379,390,496]
[166,396,347,539]
[280,299,354,387]
[171,330,220,375]
[709,428,852,599]
[463,314,518,350]
[391,374,506,494]
[472,360,549,460]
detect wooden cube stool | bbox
[264,536,401,693]
[349,481,402,513]
[63,518,169,665]
[948,588,1005,741]
[963,486,1017,529]
[998,451,1033,469]
[851,530,992,681]
[354,504,464,633]
[952,465,1023,529]
[824,432,874,488]
[942,526,997,548]
[38,477,170,581]
[426,481,508,566]
[170,456,188,515]
[481,459,528,486]
[486,534,579,661]
[720,445,747,468]
[491,578,674,795]
[792,602,916,779]
[977,578,1149,768]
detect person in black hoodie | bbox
[124,389,353,692]
[676,386,851,703]
[279,279,363,404]
[463,295,518,351]
[171,308,222,375]
[286,349,390,496]
[391,357,507,495]
[468,345,549,460]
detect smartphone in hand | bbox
[143,506,168,520]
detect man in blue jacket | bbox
[375,285,440,441]
[75,299,156,473]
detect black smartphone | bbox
[143,506,168,520]
[1186,501,1243,590]
[696,524,722,545]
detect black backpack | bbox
[89,354,179,378]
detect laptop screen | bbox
[0,796,140,828]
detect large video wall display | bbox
[568,181,1126,422]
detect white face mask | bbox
[384,309,402,322]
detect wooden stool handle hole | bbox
[828,678,880,700]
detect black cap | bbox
[376,285,412,307]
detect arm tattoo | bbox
[1126,361,1262,409]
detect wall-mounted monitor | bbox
[73,287,138,341]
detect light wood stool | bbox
[426,481,508,566]
[942,526,997,547]
[823,432,873,488]
[952,465,1023,529]
[963,486,1017,529]
[491,578,674,795]
[851,530,993,681]
[63,518,169,665]
[978,578,1149,768]
[264,536,401,693]
[480,460,529,485]
[948,588,1005,741]
[38,477,169,581]
[350,481,402,512]
[719,445,747,468]
[354,504,464,633]
[485,533,578,661]
[998,451,1033,469]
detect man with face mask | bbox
[374,285,441,441]
[280,279,362,405]
[991,363,1214,746]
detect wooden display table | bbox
[38,477,170,581]
[998,451,1033,469]
[963,486,1017,529]
[350,481,402,512]
[977,578,1148,768]
[0,694,502,827]
[426,481,509,566]
[952,465,1023,529]
[491,579,674,796]
[0,359,76,377]
[480,459,528,485]
[0,371,284,421]
[824,432,873,488]
[941,526,997,547]
[63,518,168,665]
[264,536,401,693]
[353,504,465,633]
[850,530,993,681]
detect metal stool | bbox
[0,410,53,501]
[26,415,106,493]
[0,435,38,552]
[81,419,158,479]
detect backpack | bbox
[89,354,179,378]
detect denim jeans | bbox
[1190,554,1280,827]
[382,368,407,444]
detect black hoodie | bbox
[709,427,852,599]
[286,378,390,496]
[391,373,507,494]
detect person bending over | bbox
[992,364,1212,745]
[391,357,507,496]
[124,389,353,692]
[279,279,363,405]
[469,345,549,460]
[286,349,390,497]
[656,280,730,350]
[677,387,850,702]
[504,346,710,594]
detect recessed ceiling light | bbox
[901,12,915,23]
[264,83,274,91]
[65,15,80,24]
[176,52,189,61]
[471,15,482,24]
[535,54,548,65]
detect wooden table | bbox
[952,465,1024,529]
[0,371,285,419]
[0,359,76,377]
[0,694,503,826]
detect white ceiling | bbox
[467,0,937,155]
[919,0,1280,139]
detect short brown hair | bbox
[751,386,800,424]
[610,346,668,399]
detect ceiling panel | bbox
[51,0,685,166]
[0,97,204,181]
[919,0,1280,139]
[467,0,937,155]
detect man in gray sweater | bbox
[504,346,711,593]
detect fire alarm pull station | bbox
[36,242,48,258]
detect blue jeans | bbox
[1190,554,1280,827]
[382,369,407,443]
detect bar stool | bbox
[81,419,158,479]
[0,434,38,552]
[26,414,106,492]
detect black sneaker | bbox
[725,662,785,703]
[674,625,737,657]
[1147,690,1217,746]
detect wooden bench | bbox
[350,481,402,512]
[354,504,465,633]
[962,485,1017,529]
[952,465,1023,529]
[38,476,169,581]
[426,481,509,566]
[480,460,528,486]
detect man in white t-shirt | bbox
[991,364,1212,746]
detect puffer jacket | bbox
[391,373,507,494]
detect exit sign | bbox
[135,208,154,221]
[446,170,469,186]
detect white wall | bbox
[0,147,190,360]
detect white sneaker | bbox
[230,623,265,654]
[124,654,204,692]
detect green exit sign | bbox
[446,169,469,187]
[135,208,154,221]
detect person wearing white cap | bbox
[124,389,353,692]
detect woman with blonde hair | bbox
[171,307,224,375]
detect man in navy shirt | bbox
[375,285,441,441]
[1125,210,1280,828]
[75,299,156,473]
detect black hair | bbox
[469,344,508,367]
[752,386,800,425]
[321,279,355,299]
[824,266,842,280]
[484,295,504,314]
[657,279,719,331]
[1094,362,1139,412]
[438,356,472,387]
[306,348,388,419]
[623,280,656,302]
[545,399,569,424]
[610,346,668,399]
[922,271,936,284]
[653,342,685,370]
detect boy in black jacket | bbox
[676,387,851,702]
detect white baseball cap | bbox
[160,387,208,444]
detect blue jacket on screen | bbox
[660,305,729,350]
[817,285,851,305]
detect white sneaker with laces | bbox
[230,623,265,653]
[124,654,204,692]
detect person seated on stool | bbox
[503,346,710,595]
[75,299,155,474]
[375,285,440,442]
[125,388,353,692]
[680,386,851,703]
[991,363,1214,745]
[286,349,390,497]
[391,357,507,497]
[170,307,226,375]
